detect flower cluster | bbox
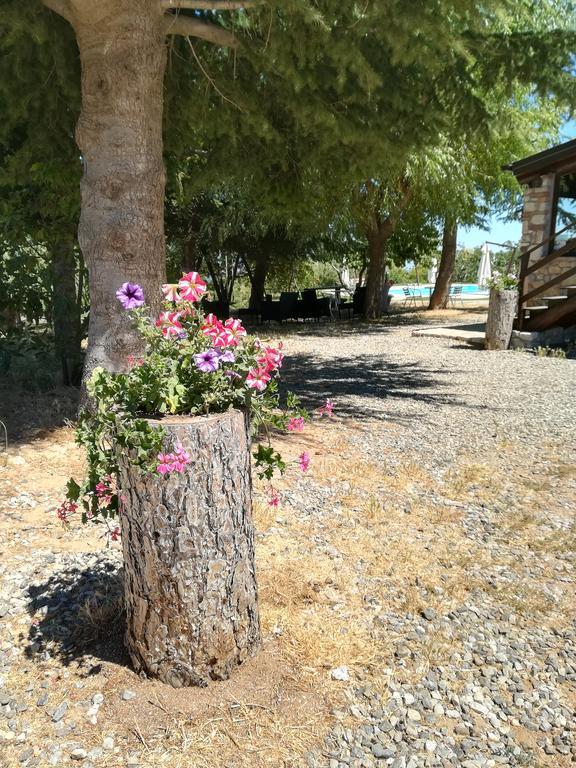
[318,398,334,417]
[156,445,191,476]
[56,500,78,524]
[61,273,319,526]
[487,271,518,291]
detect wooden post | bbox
[117,409,261,687]
[485,288,518,350]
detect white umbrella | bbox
[427,258,438,285]
[477,243,492,287]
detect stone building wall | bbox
[520,172,576,301]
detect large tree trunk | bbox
[428,219,458,310]
[50,235,83,387]
[117,410,261,687]
[248,250,269,309]
[364,220,393,319]
[73,1,167,385]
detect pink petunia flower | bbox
[178,271,207,302]
[213,327,235,348]
[223,318,247,345]
[298,451,311,472]
[287,416,305,433]
[246,367,271,392]
[156,311,183,338]
[162,283,182,302]
[257,345,284,373]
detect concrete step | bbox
[566,285,576,297]
[542,296,569,308]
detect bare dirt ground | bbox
[1,308,575,768]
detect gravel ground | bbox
[278,317,576,768]
[1,314,575,768]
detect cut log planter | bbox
[485,288,518,351]
[117,409,260,688]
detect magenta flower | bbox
[156,446,190,476]
[156,453,173,475]
[116,282,145,309]
[287,416,305,433]
[298,451,311,472]
[110,526,121,542]
[194,349,220,373]
[267,487,280,507]
[56,500,78,524]
[318,398,334,417]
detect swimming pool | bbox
[389,283,489,297]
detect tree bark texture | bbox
[248,250,269,309]
[117,410,261,687]
[50,236,83,387]
[72,0,168,385]
[428,219,457,310]
[485,288,517,350]
[364,220,393,319]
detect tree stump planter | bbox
[485,288,518,350]
[117,409,260,688]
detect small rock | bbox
[51,702,68,722]
[71,748,87,760]
[18,747,34,763]
[121,690,136,701]
[421,608,437,621]
[406,709,421,722]
[102,736,114,750]
[330,667,350,682]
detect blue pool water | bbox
[389,283,488,297]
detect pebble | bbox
[330,667,350,682]
[51,702,68,722]
[121,690,136,701]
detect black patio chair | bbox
[298,289,332,321]
[278,292,299,321]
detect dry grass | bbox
[1,399,575,767]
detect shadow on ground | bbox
[281,351,463,421]
[1,385,79,448]
[24,561,131,671]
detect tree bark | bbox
[364,219,393,319]
[72,0,167,386]
[485,288,517,350]
[428,219,458,310]
[50,235,83,387]
[248,250,269,309]
[117,410,261,687]
[182,235,203,274]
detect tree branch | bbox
[162,0,257,9]
[164,14,239,47]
